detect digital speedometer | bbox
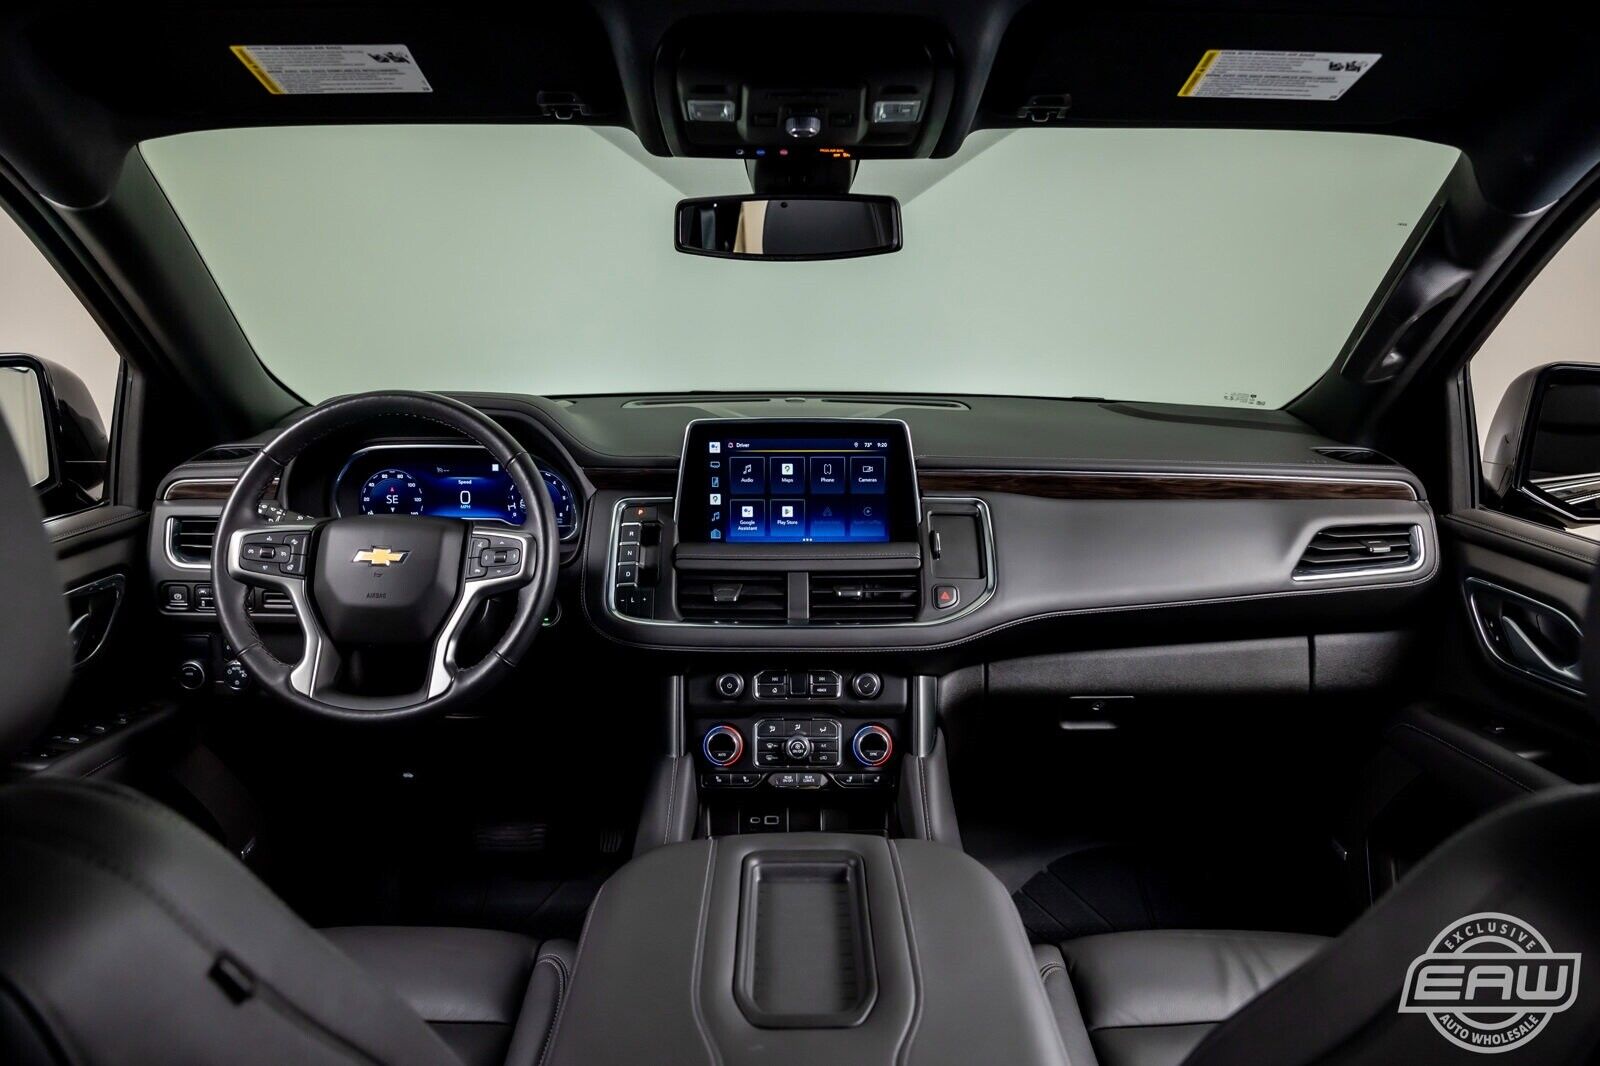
[340,448,580,539]
[360,469,426,515]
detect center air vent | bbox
[1294,524,1420,580]
[677,574,787,622]
[809,573,921,623]
[168,516,219,566]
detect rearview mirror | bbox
[676,195,901,261]
[1485,362,1600,524]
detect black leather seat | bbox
[1032,780,1600,1065]
[0,414,571,1063]
[1035,931,1327,1066]
[323,927,573,1066]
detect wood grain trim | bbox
[916,470,1416,501]
[162,475,280,501]
[582,464,1416,501]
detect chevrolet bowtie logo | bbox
[353,546,409,566]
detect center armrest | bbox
[544,833,1070,1066]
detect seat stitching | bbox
[537,883,604,1066]
[531,952,568,1064]
[921,755,934,840]
[664,757,678,846]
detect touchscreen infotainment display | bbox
[676,420,919,544]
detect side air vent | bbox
[168,516,219,566]
[677,574,787,623]
[809,573,922,623]
[1313,446,1392,465]
[1293,524,1420,580]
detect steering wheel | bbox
[212,392,560,722]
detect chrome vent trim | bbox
[165,516,219,570]
[1292,523,1423,581]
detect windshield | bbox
[141,125,1458,409]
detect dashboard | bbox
[332,444,579,540]
[148,394,1441,664]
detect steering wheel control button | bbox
[851,672,883,699]
[933,584,960,610]
[278,555,307,577]
[853,724,894,767]
[715,672,746,699]
[702,724,745,767]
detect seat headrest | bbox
[0,423,69,757]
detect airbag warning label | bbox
[1178,50,1379,101]
[230,44,433,95]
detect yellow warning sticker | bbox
[1178,50,1379,101]
[229,44,432,95]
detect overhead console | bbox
[656,15,955,160]
[601,418,993,628]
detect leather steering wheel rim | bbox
[212,391,560,723]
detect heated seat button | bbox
[808,670,842,698]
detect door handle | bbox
[1498,615,1582,686]
[65,573,126,668]
[1464,577,1584,694]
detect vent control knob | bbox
[852,724,893,768]
[703,724,744,767]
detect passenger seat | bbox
[1021,775,1600,1065]
[1034,931,1325,1066]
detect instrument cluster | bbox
[332,445,579,540]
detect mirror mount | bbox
[746,153,857,195]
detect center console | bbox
[689,668,907,835]
[542,833,1069,1066]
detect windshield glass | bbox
[141,125,1458,409]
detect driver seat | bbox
[0,428,571,1064]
